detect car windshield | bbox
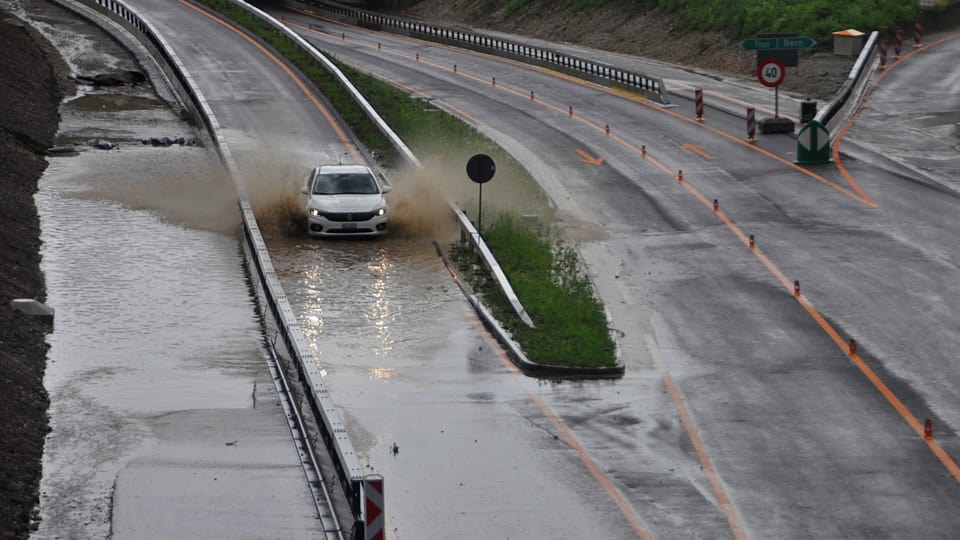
[312,173,379,195]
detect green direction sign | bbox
[796,120,831,164]
[741,36,816,50]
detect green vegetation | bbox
[477,0,958,45]
[455,215,616,368]
[198,0,616,369]
[656,0,921,41]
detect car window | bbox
[312,173,379,195]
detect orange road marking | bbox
[576,149,604,165]
[643,149,960,485]
[680,143,712,160]
[831,32,960,208]
[179,0,361,162]
[459,305,655,540]
[652,342,749,540]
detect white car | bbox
[302,164,391,237]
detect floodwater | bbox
[24,2,321,537]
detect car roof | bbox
[316,164,373,175]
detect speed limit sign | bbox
[758,58,786,88]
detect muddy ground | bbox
[0,7,73,539]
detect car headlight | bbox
[376,207,386,216]
[309,208,322,216]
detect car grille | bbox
[323,211,377,222]
[329,228,374,234]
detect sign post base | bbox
[759,117,794,134]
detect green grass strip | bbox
[465,215,616,368]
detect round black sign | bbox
[466,154,496,184]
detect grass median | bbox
[196,0,617,369]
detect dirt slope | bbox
[395,0,861,100]
[0,9,72,539]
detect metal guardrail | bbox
[451,205,535,328]
[227,0,421,169]
[304,0,670,104]
[816,30,880,134]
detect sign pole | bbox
[478,183,483,235]
[775,86,779,118]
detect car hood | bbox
[308,194,385,212]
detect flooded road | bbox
[17,0,322,537]
[268,236,645,539]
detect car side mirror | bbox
[381,183,392,194]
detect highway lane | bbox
[267,5,960,537]
[122,0,650,537]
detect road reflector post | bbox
[849,338,857,355]
[569,106,573,117]
[794,280,801,296]
[676,169,683,182]
[641,145,646,157]
[924,419,933,441]
[713,199,719,212]
[746,106,757,142]
[914,19,922,48]
[796,120,832,164]
[895,29,903,58]
[341,32,346,40]
[695,87,704,122]
[492,77,496,86]
[377,42,381,50]
[605,124,610,136]
[879,38,887,69]
[748,234,755,249]
[453,64,457,73]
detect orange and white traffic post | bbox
[364,475,385,540]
